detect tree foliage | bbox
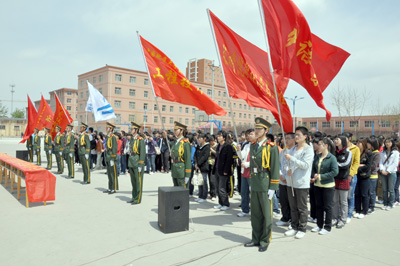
[11,108,25,118]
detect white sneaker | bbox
[214,204,222,209]
[311,226,321,233]
[211,197,216,201]
[237,212,250,217]
[353,213,360,218]
[312,218,317,223]
[358,214,365,219]
[197,199,205,203]
[382,206,388,210]
[284,229,298,237]
[288,224,292,230]
[346,218,351,224]
[276,220,290,226]
[319,229,330,235]
[194,198,200,202]
[150,172,154,175]
[220,206,229,211]
[295,231,306,239]
[307,217,314,222]
[386,206,393,211]
[273,212,280,218]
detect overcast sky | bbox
[1,0,399,118]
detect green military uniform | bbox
[33,131,41,166]
[43,129,53,170]
[105,122,118,192]
[26,136,33,162]
[64,125,75,178]
[171,121,191,187]
[54,128,65,174]
[128,122,146,204]
[78,123,91,183]
[248,118,279,252]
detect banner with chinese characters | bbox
[261,0,350,121]
[209,10,293,132]
[34,95,54,131]
[50,93,73,141]
[20,95,38,144]
[139,35,227,116]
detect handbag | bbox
[191,171,204,186]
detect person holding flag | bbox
[54,125,65,174]
[64,124,75,179]
[33,128,41,166]
[104,122,118,194]
[78,123,91,184]
[127,121,146,205]
[26,135,34,163]
[43,127,53,170]
[171,122,192,188]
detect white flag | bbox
[85,81,116,122]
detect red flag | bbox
[261,0,350,121]
[209,10,293,132]
[34,95,54,130]
[139,35,227,116]
[20,95,38,144]
[50,93,73,140]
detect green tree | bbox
[0,101,7,117]
[11,108,24,118]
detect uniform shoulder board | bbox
[138,136,143,140]
[267,141,275,146]
[181,139,189,143]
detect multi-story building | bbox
[77,64,274,133]
[33,99,50,111]
[186,58,225,86]
[49,88,78,121]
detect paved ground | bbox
[1,138,399,266]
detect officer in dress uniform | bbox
[78,123,91,184]
[104,122,118,194]
[26,135,34,162]
[171,121,191,187]
[32,128,41,166]
[127,121,146,204]
[244,117,280,252]
[43,127,53,170]
[54,125,65,174]
[64,124,75,179]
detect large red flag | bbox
[34,95,54,130]
[209,10,293,132]
[20,95,38,143]
[139,35,227,116]
[50,93,73,140]
[261,0,350,121]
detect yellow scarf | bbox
[80,133,86,146]
[261,141,271,170]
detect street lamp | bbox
[139,108,152,132]
[208,61,217,134]
[284,96,304,131]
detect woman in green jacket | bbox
[311,138,339,235]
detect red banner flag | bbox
[139,35,227,116]
[208,10,293,132]
[50,93,73,140]
[261,0,350,121]
[34,95,54,131]
[20,95,38,144]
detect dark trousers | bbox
[208,164,217,197]
[89,153,93,170]
[314,186,334,231]
[236,159,241,193]
[309,182,316,219]
[121,154,127,174]
[287,187,309,232]
[355,178,370,214]
[215,171,229,207]
[161,151,170,172]
[188,165,195,195]
[155,154,162,171]
[251,191,272,247]
[395,172,400,202]
[279,184,291,222]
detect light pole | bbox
[208,61,216,134]
[284,96,304,131]
[139,108,152,133]
[10,83,15,114]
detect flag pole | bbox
[136,31,171,153]
[206,9,243,160]
[257,0,294,196]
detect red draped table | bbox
[0,153,56,207]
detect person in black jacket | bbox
[194,134,211,202]
[212,131,234,211]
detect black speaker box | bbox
[158,186,189,234]
[16,150,29,162]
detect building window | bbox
[239,104,242,109]
[335,121,342,128]
[115,87,121,95]
[80,92,84,99]
[179,107,182,112]
[223,92,226,97]
[350,121,359,128]
[162,105,166,112]
[143,103,148,110]
[144,91,148,98]
[218,91,221,96]
[185,107,189,114]
[154,104,158,111]
[154,116,158,123]
[115,114,121,124]
[114,100,121,108]
[365,121,373,128]
[169,117,173,124]
[129,115,135,122]
[179,118,182,123]
[86,91,89,98]
[381,120,390,128]
[244,114,246,119]
[99,75,103,82]
[93,77,96,84]
[207,89,212,96]
[162,117,166,123]
[14,126,20,130]
[310,122,317,128]
[129,89,136,96]
[239,113,242,118]
[115,74,122,82]
[80,115,83,122]
[129,102,135,109]
[233,103,236,108]
[67,98,72,103]
[0,125,5,130]
[223,102,226,107]
[192,108,195,114]
[130,76,136,83]
[170,106,174,112]
[67,106,72,111]
[144,79,149,85]
[67,91,72,96]
[322,122,330,128]
[185,118,189,125]
[80,80,83,87]
[144,115,148,123]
